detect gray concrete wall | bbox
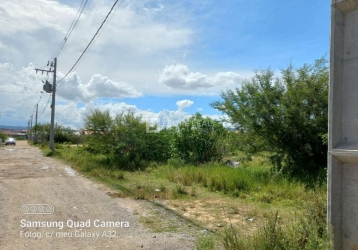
[329,0,358,249]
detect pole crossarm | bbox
[35,68,54,75]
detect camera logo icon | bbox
[20,204,54,214]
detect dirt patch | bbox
[165,199,261,233]
[0,141,198,250]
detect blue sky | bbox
[0,0,330,128]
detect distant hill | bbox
[0,125,27,130]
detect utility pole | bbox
[34,103,38,144]
[49,58,57,150]
[27,120,30,141]
[35,58,57,150]
[30,114,33,141]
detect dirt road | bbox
[0,141,197,250]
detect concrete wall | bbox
[329,0,358,249]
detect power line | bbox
[35,92,44,105]
[49,0,89,60]
[0,90,44,93]
[38,94,52,117]
[57,0,121,85]
[57,0,121,90]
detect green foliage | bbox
[172,185,188,198]
[212,58,329,178]
[31,123,82,145]
[84,109,114,154]
[167,157,185,168]
[171,113,228,164]
[144,128,173,162]
[43,148,54,157]
[31,123,50,143]
[84,109,172,170]
[0,131,6,142]
[221,191,333,250]
[196,234,216,250]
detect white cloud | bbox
[0,63,140,127]
[55,102,192,129]
[143,3,164,15]
[0,0,193,87]
[0,0,76,36]
[176,99,193,110]
[158,64,241,92]
[57,73,142,102]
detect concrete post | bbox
[49,58,57,150]
[329,0,358,249]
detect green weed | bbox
[196,234,216,250]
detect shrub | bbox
[167,158,185,168]
[171,113,228,165]
[84,109,172,170]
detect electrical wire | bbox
[38,94,52,117]
[0,91,43,93]
[57,0,121,90]
[49,0,89,60]
[35,92,44,105]
[57,0,121,85]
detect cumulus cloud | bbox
[55,102,192,129]
[0,0,76,35]
[176,99,193,110]
[0,63,141,126]
[57,73,142,102]
[158,64,240,91]
[0,0,193,88]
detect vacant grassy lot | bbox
[42,144,332,249]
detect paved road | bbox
[0,141,195,250]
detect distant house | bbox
[80,129,105,135]
[0,129,27,138]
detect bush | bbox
[0,131,6,142]
[84,109,172,170]
[171,113,228,165]
[167,158,185,168]
[31,123,82,145]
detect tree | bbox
[144,128,173,162]
[84,109,114,154]
[31,123,81,144]
[172,113,227,164]
[31,123,51,143]
[211,58,329,177]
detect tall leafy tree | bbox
[211,58,328,177]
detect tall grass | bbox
[220,193,333,250]
[41,145,331,249]
[165,163,325,205]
